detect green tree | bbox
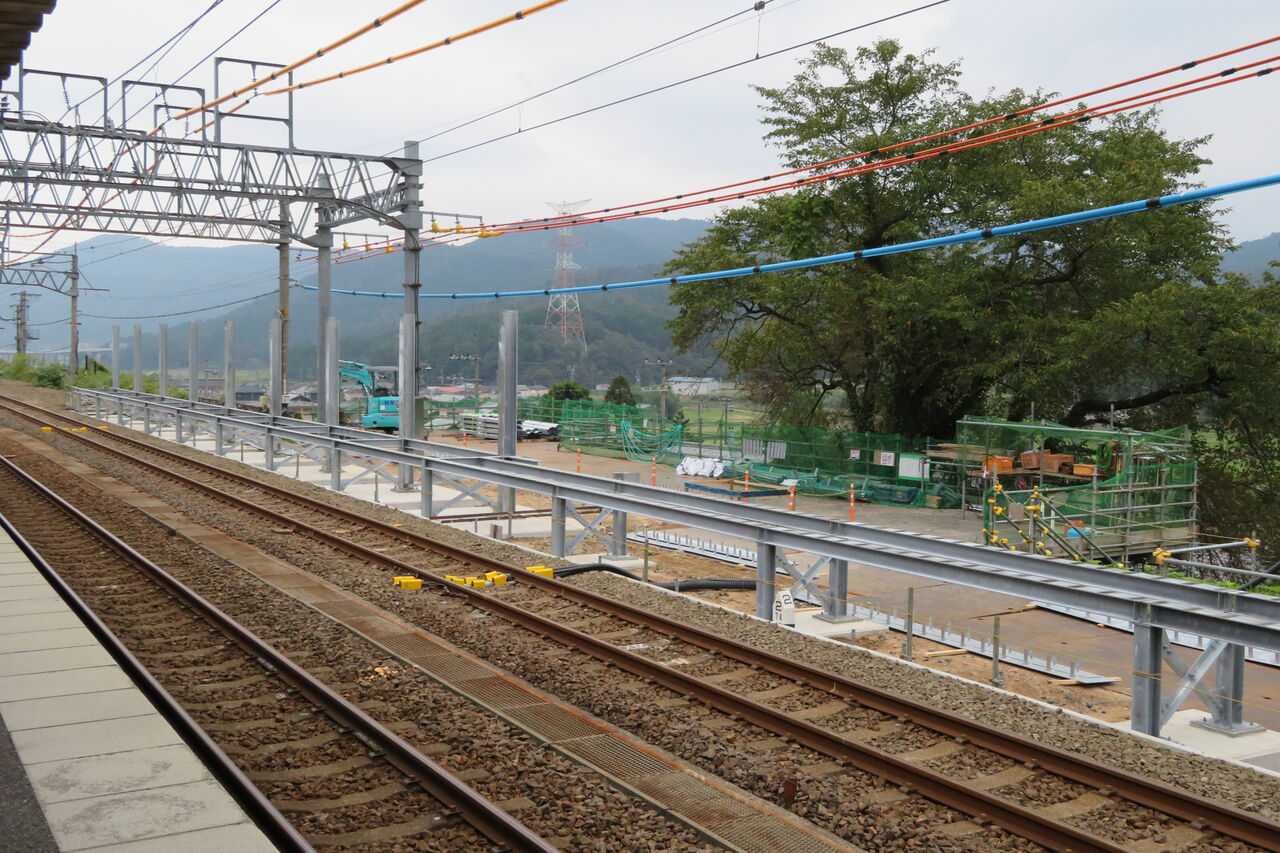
[548,380,591,401]
[603,375,636,405]
[666,40,1226,437]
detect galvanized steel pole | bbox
[324,317,339,426]
[277,202,290,397]
[157,324,168,399]
[267,318,282,418]
[187,322,198,403]
[224,321,236,410]
[111,325,120,388]
[315,224,333,423]
[132,324,143,392]
[398,140,423,445]
[497,309,518,512]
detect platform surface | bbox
[0,528,276,852]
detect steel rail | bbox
[12,400,1277,850]
[0,451,557,853]
[0,494,315,853]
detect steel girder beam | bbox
[0,118,413,243]
[70,388,1280,653]
[0,265,68,291]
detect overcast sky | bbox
[12,0,1280,262]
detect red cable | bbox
[327,54,1277,263]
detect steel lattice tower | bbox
[544,200,588,348]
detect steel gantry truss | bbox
[0,115,415,243]
[0,60,427,440]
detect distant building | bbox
[668,376,723,396]
[235,382,264,403]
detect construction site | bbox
[0,3,1278,853]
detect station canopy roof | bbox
[0,1,56,82]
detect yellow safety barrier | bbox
[485,571,508,586]
[398,578,422,590]
[444,575,467,585]
[522,565,554,578]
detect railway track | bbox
[0,452,555,853]
[6,393,1280,852]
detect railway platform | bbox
[0,525,275,853]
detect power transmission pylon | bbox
[544,200,588,348]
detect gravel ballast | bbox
[564,571,1280,820]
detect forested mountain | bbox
[1221,232,1280,280]
[21,221,1277,389]
[34,218,711,387]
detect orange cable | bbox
[259,0,572,96]
[171,0,436,122]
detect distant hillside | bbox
[1221,232,1280,280]
[49,218,712,387]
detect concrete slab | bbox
[0,596,71,617]
[0,559,39,573]
[87,822,277,853]
[0,644,115,677]
[792,609,887,640]
[0,610,85,634]
[1144,709,1280,772]
[0,626,98,655]
[0,704,58,853]
[0,666,133,702]
[0,584,65,602]
[0,572,50,587]
[43,779,252,852]
[563,554,645,571]
[11,714,182,764]
[25,744,213,804]
[2,689,155,731]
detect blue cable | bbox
[304,173,1280,301]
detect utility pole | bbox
[644,358,673,420]
[12,291,35,355]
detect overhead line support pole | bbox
[316,223,333,423]
[398,141,424,470]
[68,254,79,380]
[132,325,142,392]
[188,322,199,406]
[158,324,168,399]
[277,202,290,399]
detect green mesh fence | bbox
[960,417,1198,559]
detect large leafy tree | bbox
[666,40,1230,437]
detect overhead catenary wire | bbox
[419,0,953,165]
[386,0,784,149]
[302,173,1280,300]
[479,36,1280,232]
[80,287,284,320]
[257,0,573,96]
[170,0,437,123]
[328,50,1279,263]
